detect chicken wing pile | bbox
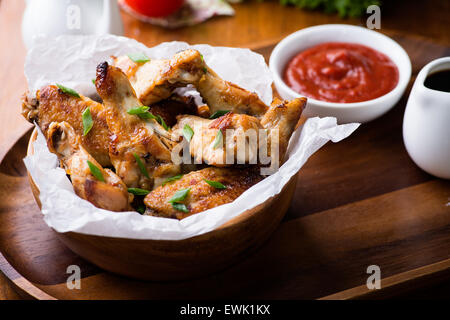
[22,49,306,219]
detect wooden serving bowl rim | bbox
[26,127,292,239]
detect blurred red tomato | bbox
[124,0,185,18]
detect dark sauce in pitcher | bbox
[424,70,450,92]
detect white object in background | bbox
[403,57,450,179]
[270,24,412,124]
[21,0,123,49]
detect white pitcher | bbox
[403,57,450,179]
[22,0,124,49]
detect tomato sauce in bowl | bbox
[283,42,399,103]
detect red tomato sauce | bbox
[283,42,399,103]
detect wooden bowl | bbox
[27,128,298,281]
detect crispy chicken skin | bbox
[144,167,263,219]
[96,61,179,189]
[172,112,263,166]
[113,50,206,106]
[172,97,305,168]
[47,122,132,212]
[21,85,111,167]
[261,97,307,164]
[113,49,268,117]
[196,66,268,117]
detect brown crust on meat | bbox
[96,61,113,97]
[144,167,263,220]
[208,112,233,131]
[32,85,111,166]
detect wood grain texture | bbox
[1,0,450,299]
[0,272,22,300]
[321,260,450,300]
[0,165,448,299]
[0,34,449,300]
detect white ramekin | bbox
[269,24,412,123]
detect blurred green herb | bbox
[128,52,150,63]
[136,204,146,214]
[127,106,151,118]
[169,187,190,214]
[133,153,150,179]
[169,188,191,203]
[172,203,189,213]
[212,130,223,149]
[204,179,227,189]
[183,124,194,142]
[82,107,93,136]
[279,0,380,18]
[87,160,105,182]
[56,84,80,98]
[157,115,170,131]
[128,188,150,196]
[127,106,169,130]
[162,175,183,186]
[209,110,230,119]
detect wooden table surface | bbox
[0,0,449,299]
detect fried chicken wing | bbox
[96,62,179,189]
[47,121,132,212]
[172,96,305,168]
[144,167,263,219]
[113,49,268,117]
[113,50,205,106]
[21,85,111,166]
[172,112,263,166]
[196,67,268,117]
[261,97,307,164]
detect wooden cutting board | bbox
[0,32,449,300]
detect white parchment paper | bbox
[23,35,360,240]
